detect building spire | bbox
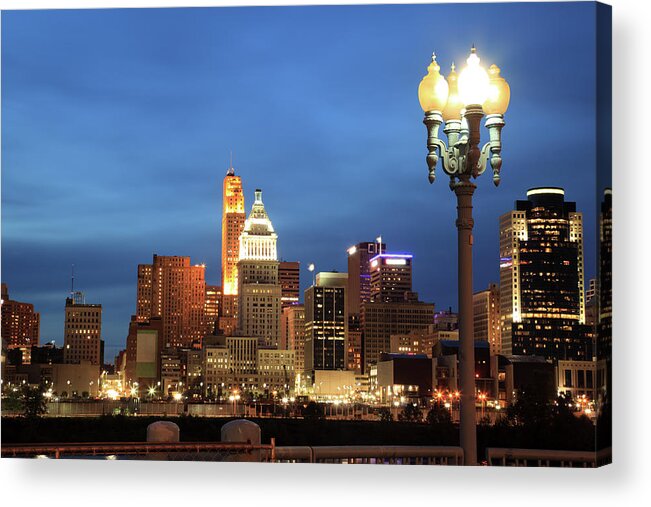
[226,150,235,176]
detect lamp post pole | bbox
[455,176,477,465]
[418,47,510,465]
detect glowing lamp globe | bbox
[442,63,464,121]
[458,46,490,107]
[418,53,449,113]
[483,64,511,115]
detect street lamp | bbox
[418,46,510,466]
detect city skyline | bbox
[2,3,600,360]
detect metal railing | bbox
[486,447,612,467]
[3,441,610,466]
[274,445,463,465]
[1,441,275,461]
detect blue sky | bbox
[2,2,601,361]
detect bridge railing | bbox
[274,445,464,465]
[486,447,612,467]
[1,441,275,461]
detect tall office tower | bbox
[1,283,40,351]
[136,255,208,349]
[346,241,385,327]
[473,283,501,355]
[499,188,591,361]
[63,292,102,365]
[598,189,612,363]
[237,189,282,347]
[279,261,300,308]
[369,252,413,303]
[205,285,221,333]
[304,272,348,373]
[221,164,246,296]
[281,304,306,374]
[220,163,246,335]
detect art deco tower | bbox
[221,164,246,296]
[220,164,246,335]
[237,189,282,347]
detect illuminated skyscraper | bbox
[220,163,246,335]
[304,272,348,373]
[499,188,591,361]
[237,189,282,347]
[64,292,102,365]
[136,255,208,349]
[369,252,413,303]
[1,283,40,353]
[221,164,246,296]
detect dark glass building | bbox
[597,189,612,364]
[304,272,348,372]
[499,188,592,361]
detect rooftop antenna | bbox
[70,264,75,296]
[226,150,235,176]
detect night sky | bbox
[2,2,599,361]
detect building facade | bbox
[346,241,385,325]
[279,261,300,308]
[124,316,163,387]
[205,285,221,334]
[237,189,282,347]
[597,189,612,364]
[361,300,435,374]
[369,253,413,303]
[136,255,208,349]
[281,303,306,374]
[221,164,246,297]
[304,272,348,373]
[63,294,102,365]
[202,334,294,395]
[473,283,501,355]
[1,283,40,352]
[499,188,591,361]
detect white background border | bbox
[0,0,648,504]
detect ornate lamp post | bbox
[417,46,510,465]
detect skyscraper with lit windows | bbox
[136,255,208,349]
[304,272,348,373]
[499,188,591,361]
[64,292,102,365]
[221,164,246,296]
[237,189,282,347]
[1,283,40,352]
[220,163,246,335]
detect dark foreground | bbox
[1,415,597,461]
